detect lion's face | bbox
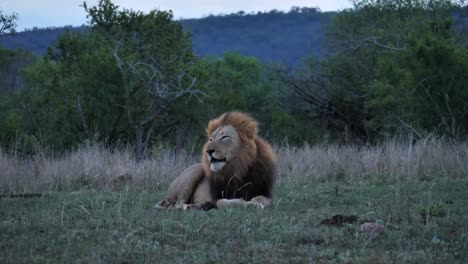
[202,112,259,177]
[204,125,241,172]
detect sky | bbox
[1,0,353,31]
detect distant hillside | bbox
[0,26,84,55]
[182,9,334,65]
[0,9,334,66]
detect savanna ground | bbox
[1,138,467,263]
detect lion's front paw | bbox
[246,201,265,209]
[155,198,175,209]
[173,202,217,211]
[216,198,235,208]
[216,199,265,209]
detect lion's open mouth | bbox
[208,155,227,172]
[210,157,227,163]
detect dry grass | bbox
[278,137,468,181]
[1,138,467,263]
[0,144,197,193]
[1,137,467,193]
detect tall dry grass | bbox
[278,137,468,181]
[1,138,467,193]
[0,144,198,193]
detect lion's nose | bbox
[206,149,215,155]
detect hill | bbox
[0,8,334,66]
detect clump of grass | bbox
[0,144,197,193]
[278,137,468,182]
[0,137,467,192]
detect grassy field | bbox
[1,177,467,263]
[1,139,468,263]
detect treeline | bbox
[0,7,331,65]
[0,26,84,55]
[0,0,467,159]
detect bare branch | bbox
[76,96,89,136]
[394,115,423,140]
[0,11,19,35]
[111,41,204,160]
[335,34,407,55]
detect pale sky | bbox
[1,0,353,31]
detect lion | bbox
[156,112,277,210]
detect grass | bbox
[1,178,467,263]
[1,137,467,192]
[0,138,467,263]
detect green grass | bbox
[1,177,467,263]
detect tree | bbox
[351,0,468,139]
[17,0,202,158]
[84,0,202,160]
[279,0,468,142]
[112,43,201,160]
[0,9,18,35]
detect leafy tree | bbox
[280,0,468,142]
[367,4,468,138]
[18,0,200,158]
[0,10,37,147]
[85,0,200,160]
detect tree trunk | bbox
[135,127,148,162]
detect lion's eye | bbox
[221,136,230,141]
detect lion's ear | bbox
[227,112,258,139]
[244,120,258,139]
[206,112,259,139]
[206,118,219,136]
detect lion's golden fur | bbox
[156,112,277,209]
[203,112,277,201]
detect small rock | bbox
[359,222,384,240]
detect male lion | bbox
[156,112,277,210]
